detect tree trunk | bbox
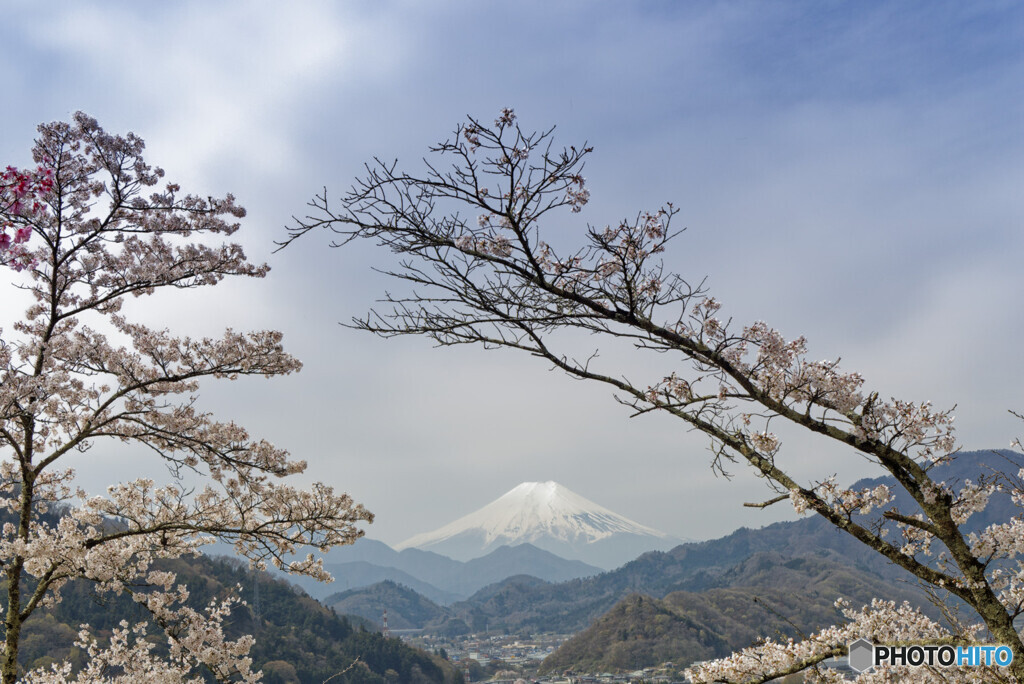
[2,561,22,684]
[975,592,1024,681]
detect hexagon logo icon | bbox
[848,638,875,673]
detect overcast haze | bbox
[2,2,1023,548]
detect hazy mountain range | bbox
[319,450,1019,673]
[245,480,677,601]
[257,452,1020,609]
[194,450,1024,673]
[264,538,602,604]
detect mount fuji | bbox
[396,481,683,570]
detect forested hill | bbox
[538,550,936,674]
[326,580,450,630]
[432,518,911,635]
[17,553,461,684]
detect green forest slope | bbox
[15,554,460,684]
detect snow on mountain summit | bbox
[396,481,680,569]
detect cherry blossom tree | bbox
[0,113,372,683]
[284,110,1024,682]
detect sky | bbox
[2,1,1023,546]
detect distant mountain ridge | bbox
[251,538,601,604]
[329,545,937,641]
[396,481,682,569]
[341,451,1016,633]
[314,450,1020,673]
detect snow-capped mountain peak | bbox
[396,481,679,569]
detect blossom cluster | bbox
[949,480,998,525]
[859,400,957,464]
[790,478,894,518]
[0,466,368,678]
[23,589,260,683]
[455,234,513,257]
[565,174,589,212]
[0,164,52,270]
[684,599,999,683]
[653,303,958,466]
[645,372,692,403]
